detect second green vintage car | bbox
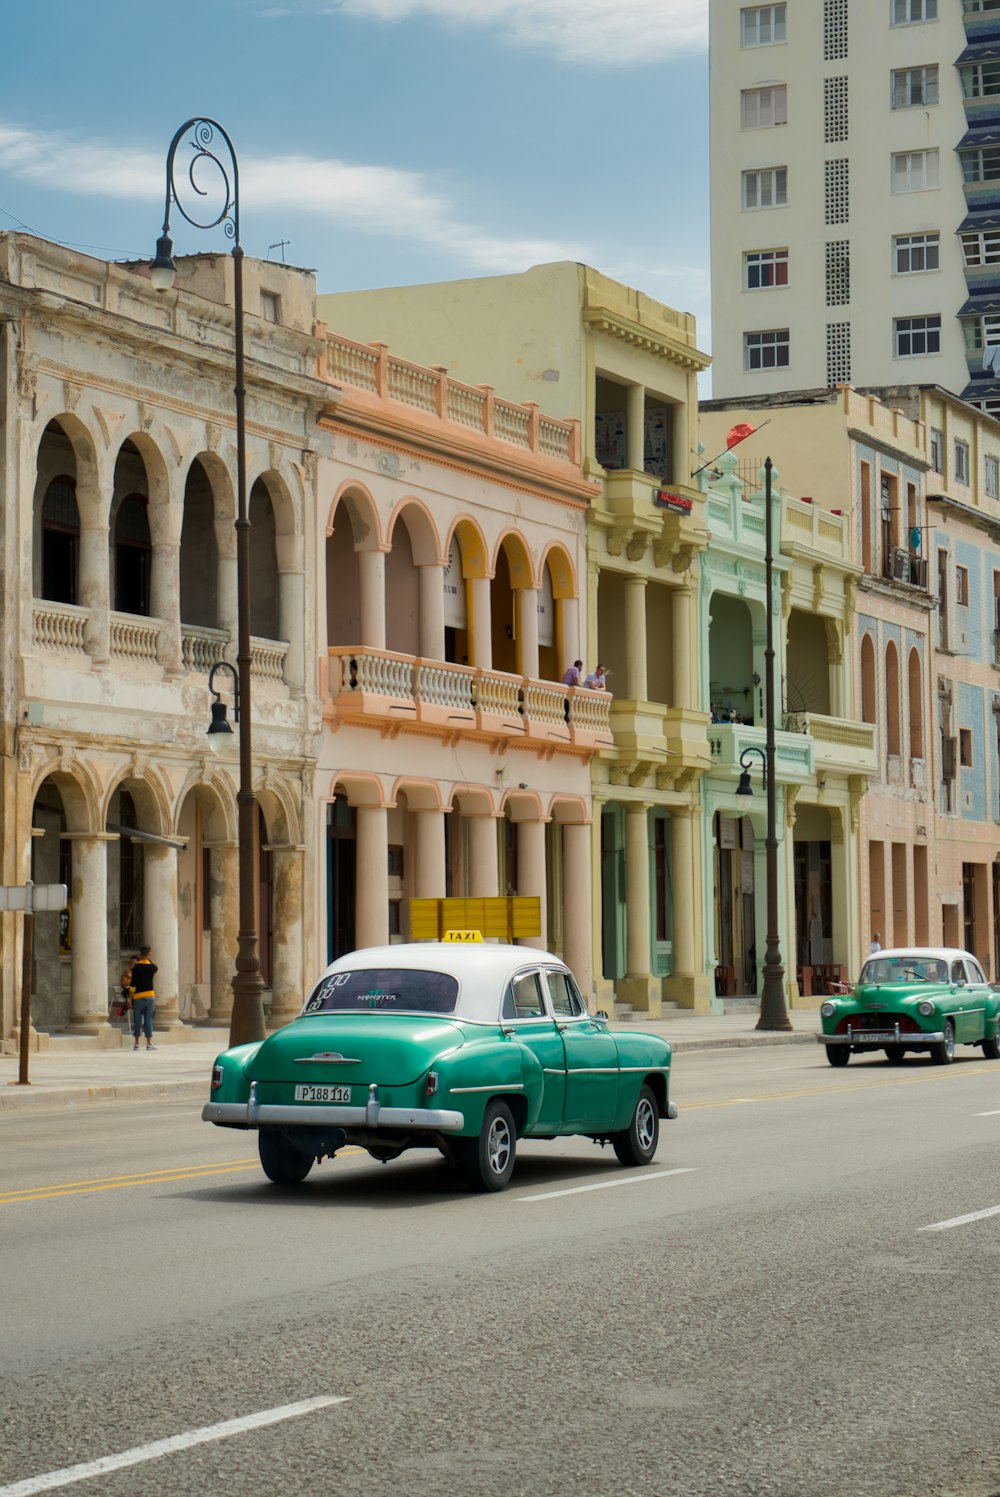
[203,940,676,1192]
[818,945,1000,1066]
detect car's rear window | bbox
[860,957,947,984]
[302,968,459,1015]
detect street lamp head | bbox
[736,769,753,796]
[206,696,234,750]
[149,232,177,293]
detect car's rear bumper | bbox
[818,1030,944,1047]
[202,1098,465,1131]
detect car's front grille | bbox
[835,1012,922,1034]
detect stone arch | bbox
[34,414,102,523]
[327,485,383,650]
[254,774,302,847]
[387,497,441,567]
[29,758,98,835]
[501,787,545,822]
[908,646,923,759]
[445,517,489,579]
[547,794,590,824]
[537,541,576,598]
[860,631,877,725]
[118,432,174,544]
[326,772,386,807]
[390,777,443,811]
[327,483,383,550]
[885,639,901,758]
[493,529,534,591]
[448,784,497,817]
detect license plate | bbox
[293,1084,353,1103]
[855,1032,895,1043]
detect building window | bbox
[895,232,939,273]
[964,0,1000,13]
[892,150,939,192]
[824,0,848,58]
[824,77,849,141]
[741,85,788,129]
[742,166,787,209]
[961,314,1000,352]
[893,0,937,19]
[894,315,941,357]
[825,159,850,224]
[891,65,939,108]
[986,455,999,498]
[960,727,973,767]
[961,231,1000,266]
[827,322,852,384]
[741,4,786,45]
[957,563,970,604]
[961,147,1000,184]
[961,61,1000,97]
[260,291,281,323]
[930,428,944,473]
[744,329,790,370]
[744,249,789,288]
[825,240,850,305]
[954,441,970,486]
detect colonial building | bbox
[0,233,321,1048]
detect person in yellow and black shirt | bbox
[130,946,158,1051]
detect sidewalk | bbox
[0,1006,822,1113]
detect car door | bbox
[504,969,566,1130]
[956,957,990,1042]
[544,968,619,1128]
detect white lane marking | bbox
[757,1065,810,1072]
[974,1109,1000,1116]
[519,1167,696,1202]
[0,1397,348,1497]
[918,1204,1000,1233]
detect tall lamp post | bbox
[735,457,791,1032]
[150,119,265,1046]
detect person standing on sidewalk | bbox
[130,946,158,1051]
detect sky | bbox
[0,0,711,363]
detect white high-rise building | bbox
[708,0,1000,410]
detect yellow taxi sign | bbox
[442,929,484,943]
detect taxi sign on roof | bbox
[442,929,484,943]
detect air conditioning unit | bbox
[942,736,957,781]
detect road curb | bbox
[0,1079,207,1112]
[670,1032,818,1053]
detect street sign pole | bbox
[3,882,68,1087]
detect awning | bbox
[958,208,1000,232]
[958,291,1000,315]
[956,41,1000,65]
[957,125,1000,150]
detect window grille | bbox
[823,0,848,59]
[825,240,850,305]
[824,77,848,142]
[825,159,849,225]
[827,322,852,384]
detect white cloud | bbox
[330,0,707,66]
[0,124,589,274]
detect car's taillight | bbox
[211,1064,223,1090]
[425,1070,439,1097]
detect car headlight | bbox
[918,1000,935,1017]
[820,1001,836,1018]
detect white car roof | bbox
[316,942,569,1023]
[868,947,979,965]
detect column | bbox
[624,575,648,701]
[144,843,181,1029]
[418,562,446,661]
[561,822,593,1003]
[355,803,389,949]
[414,808,447,897]
[626,383,646,473]
[276,532,305,689]
[79,521,110,666]
[468,813,500,897]
[217,551,238,653]
[671,584,693,711]
[268,845,305,1028]
[557,594,579,676]
[469,575,492,669]
[516,817,548,950]
[659,806,707,1012]
[66,834,114,1032]
[618,802,659,1014]
[671,397,689,487]
[517,587,540,679]
[151,541,182,674]
[207,843,239,1025]
[358,549,386,649]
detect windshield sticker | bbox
[301,968,459,1015]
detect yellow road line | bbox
[0,1147,366,1206]
[680,1065,983,1110]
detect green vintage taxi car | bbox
[203,940,676,1192]
[818,946,1000,1066]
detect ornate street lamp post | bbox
[150,119,265,1046]
[735,457,791,1032]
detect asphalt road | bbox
[3,1046,1000,1497]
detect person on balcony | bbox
[583,665,607,690]
[562,659,583,687]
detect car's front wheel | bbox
[459,1100,516,1192]
[827,1045,850,1067]
[930,1020,955,1066]
[611,1084,659,1167]
[258,1130,313,1185]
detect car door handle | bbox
[556,1021,569,1032]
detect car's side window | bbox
[547,970,584,1017]
[501,986,518,1021]
[951,961,966,985]
[508,972,545,1019]
[967,959,987,985]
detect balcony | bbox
[781,712,877,778]
[885,547,928,590]
[708,721,814,784]
[323,647,613,751]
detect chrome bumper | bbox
[202,1099,465,1131]
[818,1030,944,1047]
[666,1101,678,1120]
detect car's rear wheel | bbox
[930,1020,955,1066]
[827,1045,850,1067]
[459,1100,516,1192]
[983,1029,1000,1060]
[611,1084,659,1167]
[258,1130,313,1185]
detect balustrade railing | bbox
[110,613,160,662]
[181,625,229,673]
[414,661,476,709]
[33,601,87,654]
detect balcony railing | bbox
[33,601,87,654]
[110,612,160,662]
[181,625,228,673]
[325,647,612,749]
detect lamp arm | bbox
[208,660,240,722]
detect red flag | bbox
[726,422,756,449]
